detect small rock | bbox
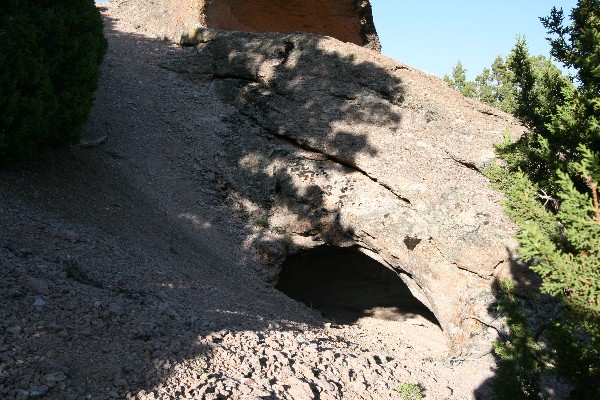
[6,326,22,335]
[266,321,280,330]
[28,385,49,398]
[108,304,123,316]
[442,386,453,398]
[14,389,29,400]
[63,230,80,243]
[25,278,49,295]
[43,371,66,384]
[24,326,38,335]
[286,377,314,400]
[33,298,46,308]
[46,323,62,332]
[264,337,280,349]
[375,354,392,365]
[320,393,338,400]
[79,328,92,337]
[318,380,337,393]
[208,321,217,330]
[6,286,23,298]
[113,378,128,387]
[350,381,367,392]
[295,334,310,345]
[373,380,389,390]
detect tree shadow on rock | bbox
[0,10,316,400]
[173,27,406,280]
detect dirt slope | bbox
[0,5,499,399]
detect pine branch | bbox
[585,176,600,226]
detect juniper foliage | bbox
[484,1,600,398]
[0,0,107,167]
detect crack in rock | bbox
[444,150,480,173]
[240,109,412,206]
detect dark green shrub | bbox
[490,280,543,400]
[0,0,107,167]
[484,1,600,398]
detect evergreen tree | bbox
[444,38,572,126]
[486,1,600,398]
[0,0,107,167]
[472,55,518,114]
[443,60,476,98]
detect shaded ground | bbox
[0,4,498,399]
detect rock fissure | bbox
[355,79,403,104]
[237,107,413,206]
[463,316,506,341]
[477,108,503,117]
[213,73,260,83]
[444,150,481,173]
[426,238,471,275]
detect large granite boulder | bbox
[162,28,526,354]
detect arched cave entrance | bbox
[202,0,380,49]
[276,245,440,326]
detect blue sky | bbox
[370,0,578,80]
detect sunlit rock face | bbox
[110,0,381,51]
[201,0,380,51]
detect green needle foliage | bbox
[491,280,543,400]
[445,39,573,125]
[482,1,600,398]
[522,147,600,312]
[0,0,107,167]
[443,60,476,99]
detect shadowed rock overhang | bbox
[162,28,526,355]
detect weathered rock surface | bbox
[164,27,527,353]
[111,0,381,51]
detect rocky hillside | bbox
[0,3,531,399]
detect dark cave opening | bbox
[276,245,440,326]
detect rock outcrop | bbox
[107,0,527,355]
[161,27,526,354]
[110,0,381,51]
